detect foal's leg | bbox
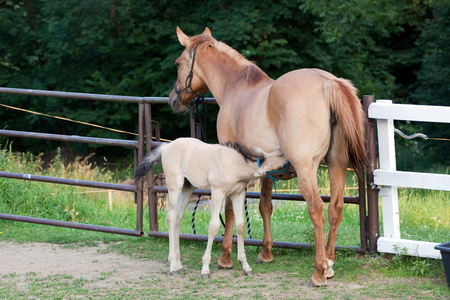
[201,191,224,278]
[173,186,195,274]
[297,166,328,287]
[231,191,253,276]
[217,196,234,269]
[166,187,183,275]
[256,176,275,264]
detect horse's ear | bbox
[202,27,211,36]
[176,26,191,47]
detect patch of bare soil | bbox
[0,241,439,299]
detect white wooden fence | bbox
[369,100,450,259]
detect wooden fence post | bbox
[363,95,380,254]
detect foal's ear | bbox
[176,26,191,47]
[202,27,211,36]
[251,147,266,157]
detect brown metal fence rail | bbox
[0,87,378,253]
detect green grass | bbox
[0,147,449,298]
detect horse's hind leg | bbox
[217,197,234,269]
[296,165,328,287]
[324,149,348,279]
[255,176,275,264]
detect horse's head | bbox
[252,148,288,178]
[169,27,213,114]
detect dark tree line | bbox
[0,0,448,169]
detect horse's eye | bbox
[175,62,180,69]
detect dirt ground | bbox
[0,241,442,299]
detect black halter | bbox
[173,44,205,108]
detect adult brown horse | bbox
[168,27,366,287]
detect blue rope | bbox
[257,157,293,193]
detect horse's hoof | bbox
[307,278,327,288]
[255,253,273,264]
[244,271,254,277]
[325,259,334,279]
[255,256,270,264]
[201,273,211,280]
[307,280,316,287]
[325,269,334,279]
[217,263,233,270]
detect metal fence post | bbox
[135,103,145,233]
[145,103,159,231]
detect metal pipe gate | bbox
[0,87,379,253]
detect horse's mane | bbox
[222,141,262,164]
[190,35,270,87]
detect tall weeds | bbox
[0,145,136,226]
[0,146,448,246]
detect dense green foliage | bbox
[0,0,448,167]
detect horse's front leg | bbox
[201,191,224,279]
[217,196,235,269]
[256,176,275,264]
[231,191,253,276]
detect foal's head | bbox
[252,148,288,178]
[169,27,213,114]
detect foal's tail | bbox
[133,143,169,182]
[324,78,367,169]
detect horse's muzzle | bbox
[169,90,189,114]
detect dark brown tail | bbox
[324,78,367,169]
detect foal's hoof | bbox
[244,271,254,277]
[170,269,183,276]
[201,273,211,280]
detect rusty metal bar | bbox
[152,120,161,142]
[0,86,376,251]
[145,103,159,231]
[134,104,145,232]
[0,213,144,237]
[190,109,196,138]
[0,87,216,104]
[363,95,380,254]
[0,171,136,192]
[0,129,137,148]
[147,231,366,254]
[151,186,360,204]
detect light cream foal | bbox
[134,137,288,278]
